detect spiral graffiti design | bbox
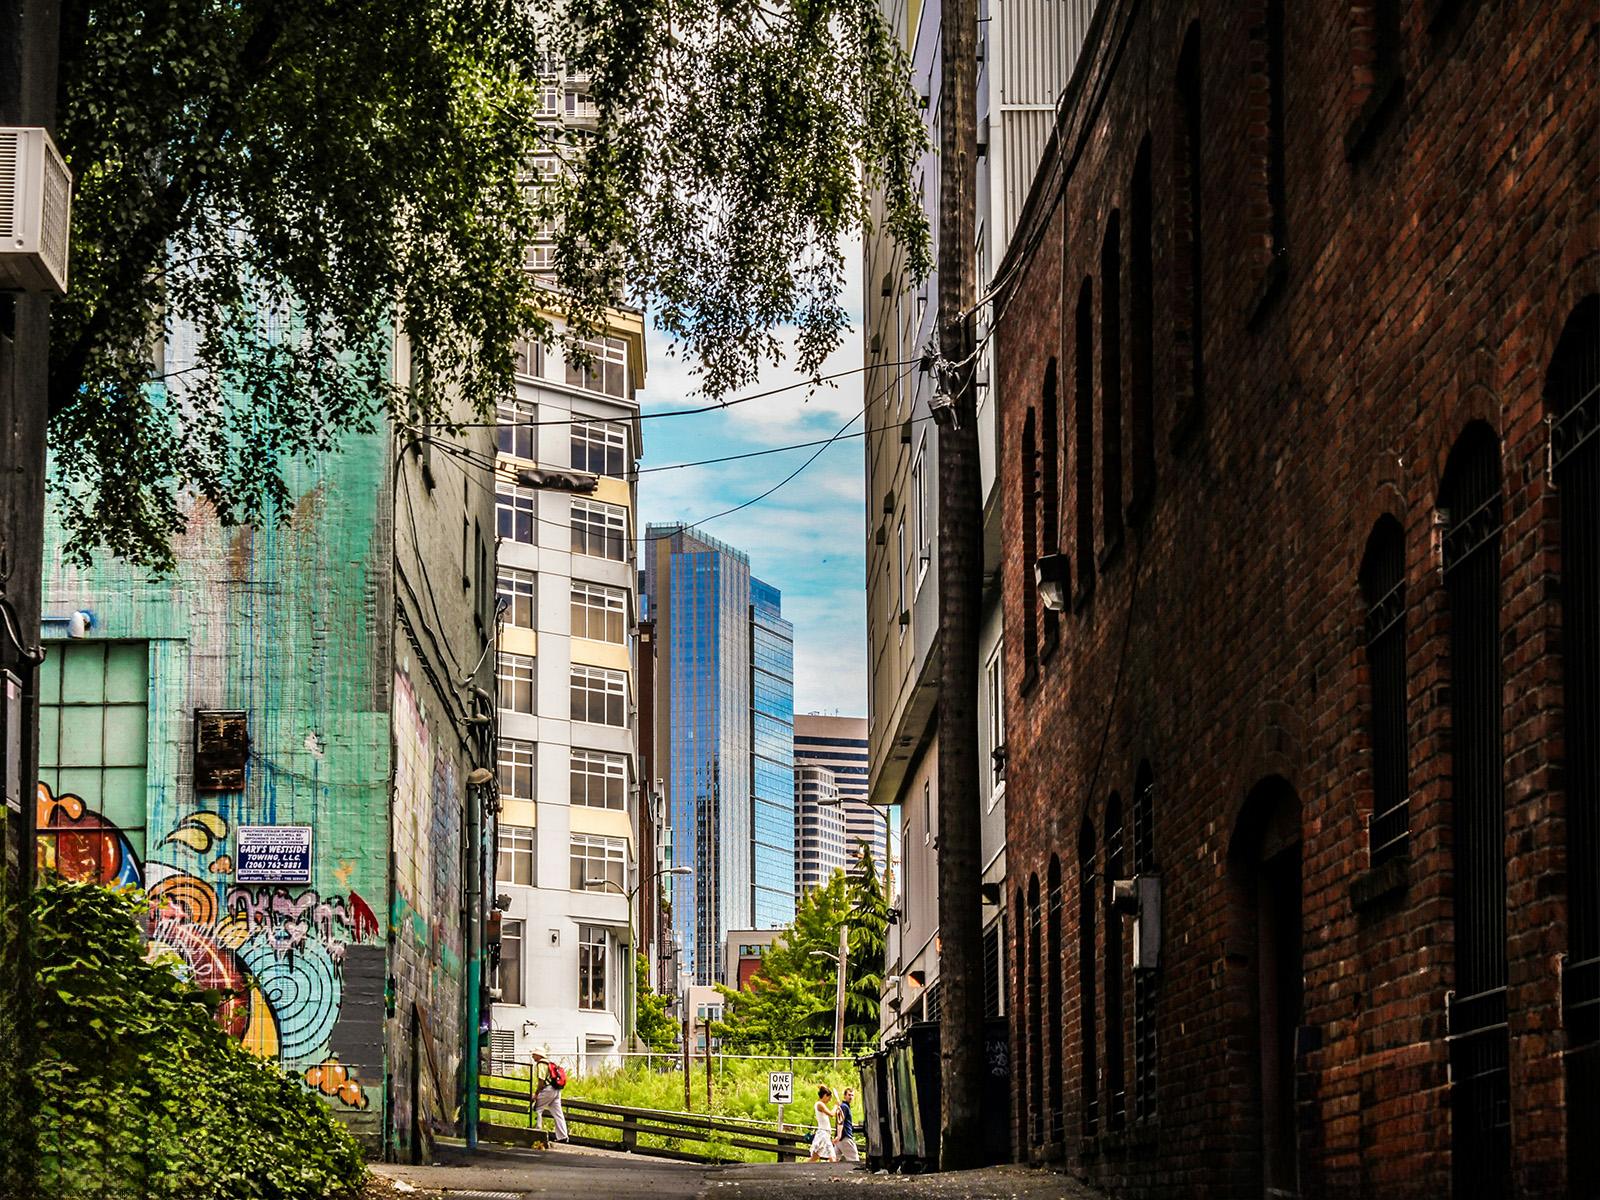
[237,932,342,1062]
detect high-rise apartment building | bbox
[487,310,647,1070]
[794,763,848,896]
[793,714,885,874]
[862,0,1096,1036]
[644,525,795,985]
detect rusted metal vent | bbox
[194,709,249,792]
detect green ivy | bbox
[4,877,365,1200]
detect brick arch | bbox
[1221,699,1307,825]
[1425,386,1501,493]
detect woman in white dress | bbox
[808,1085,839,1162]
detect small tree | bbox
[845,844,889,1045]
[635,954,677,1052]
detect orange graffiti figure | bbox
[36,783,142,887]
[304,1057,368,1109]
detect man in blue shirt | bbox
[833,1085,860,1162]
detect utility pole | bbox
[833,924,848,1059]
[933,0,986,1171]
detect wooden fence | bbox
[478,1079,813,1164]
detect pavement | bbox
[369,1144,1094,1200]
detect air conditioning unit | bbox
[0,127,71,294]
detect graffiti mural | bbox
[304,1057,370,1110]
[36,783,143,888]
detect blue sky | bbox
[635,241,867,717]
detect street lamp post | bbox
[818,794,894,882]
[583,865,692,1049]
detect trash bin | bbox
[855,1049,892,1169]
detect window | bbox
[566,336,628,398]
[497,919,524,1006]
[498,738,536,803]
[1265,0,1287,264]
[1041,359,1061,650]
[1027,875,1044,1146]
[571,420,628,477]
[895,517,907,631]
[497,398,537,461]
[1078,820,1099,1137]
[36,642,150,876]
[571,499,628,561]
[1360,516,1409,865]
[1101,214,1124,551]
[497,652,536,714]
[570,665,626,726]
[1104,795,1127,1130]
[1016,888,1035,1144]
[922,779,931,846]
[571,581,627,643]
[1173,27,1205,437]
[497,567,536,629]
[578,923,611,1010]
[513,337,544,382]
[1046,857,1064,1143]
[912,440,930,585]
[496,484,536,544]
[985,646,1006,800]
[497,824,536,886]
[570,748,627,810]
[982,922,1004,1019]
[1129,139,1155,515]
[1346,0,1402,157]
[1132,763,1158,1123]
[1439,422,1511,1193]
[1074,281,1096,599]
[570,834,626,892]
[1020,407,1040,676]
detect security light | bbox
[1034,553,1070,612]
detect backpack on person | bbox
[544,1062,568,1089]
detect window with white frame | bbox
[498,738,536,803]
[570,834,626,892]
[497,653,536,714]
[536,83,560,118]
[570,665,626,726]
[525,243,556,273]
[571,499,627,561]
[896,517,907,636]
[923,779,932,846]
[570,748,627,810]
[497,824,536,886]
[497,919,524,1005]
[571,420,628,477]
[913,439,930,584]
[513,337,543,382]
[578,923,612,1010]
[571,580,626,643]
[496,399,537,462]
[496,484,536,544]
[497,567,536,629]
[565,336,628,398]
[985,645,1005,802]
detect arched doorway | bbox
[1229,777,1303,1199]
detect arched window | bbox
[1440,422,1510,1194]
[1014,886,1031,1149]
[1074,280,1096,599]
[1104,794,1127,1129]
[1132,762,1158,1122]
[1077,820,1099,1136]
[1172,25,1205,440]
[1128,138,1156,515]
[1028,873,1044,1146]
[1101,214,1124,552]
[1360,515,1409,865]
[1549,296,1599,1196]
[1047,856,1065,1142]
[1041,364,1061,653]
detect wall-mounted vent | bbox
[0,127,72,293]
[194,710,249,792]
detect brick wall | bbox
[994,2,1597,1196]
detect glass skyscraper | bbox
[644,525,795,984]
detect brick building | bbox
[991,2,1596,1197]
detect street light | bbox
[817,793,894,882]
[809,924,850,1058]
[583,866,693,1048]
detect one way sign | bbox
[768,1071,794,1105]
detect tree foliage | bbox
[49,0,928,568]
[4,875,365,1199]
[712,858,888,1053]
[635,953,677,1052]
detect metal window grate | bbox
[983,923,1003,1019]
[1361,517,1410,866]
[1440,424,1511,1195]
[1046,858,1065,1143]
[1101,215,1124,547]
[1132,765,1158,1122]
[1027,877,1044,1146]
[1020,408,1040,668]
[1073,282,1096,597]
[1104,797,1126,1130]
[1014,890,1031,1145]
